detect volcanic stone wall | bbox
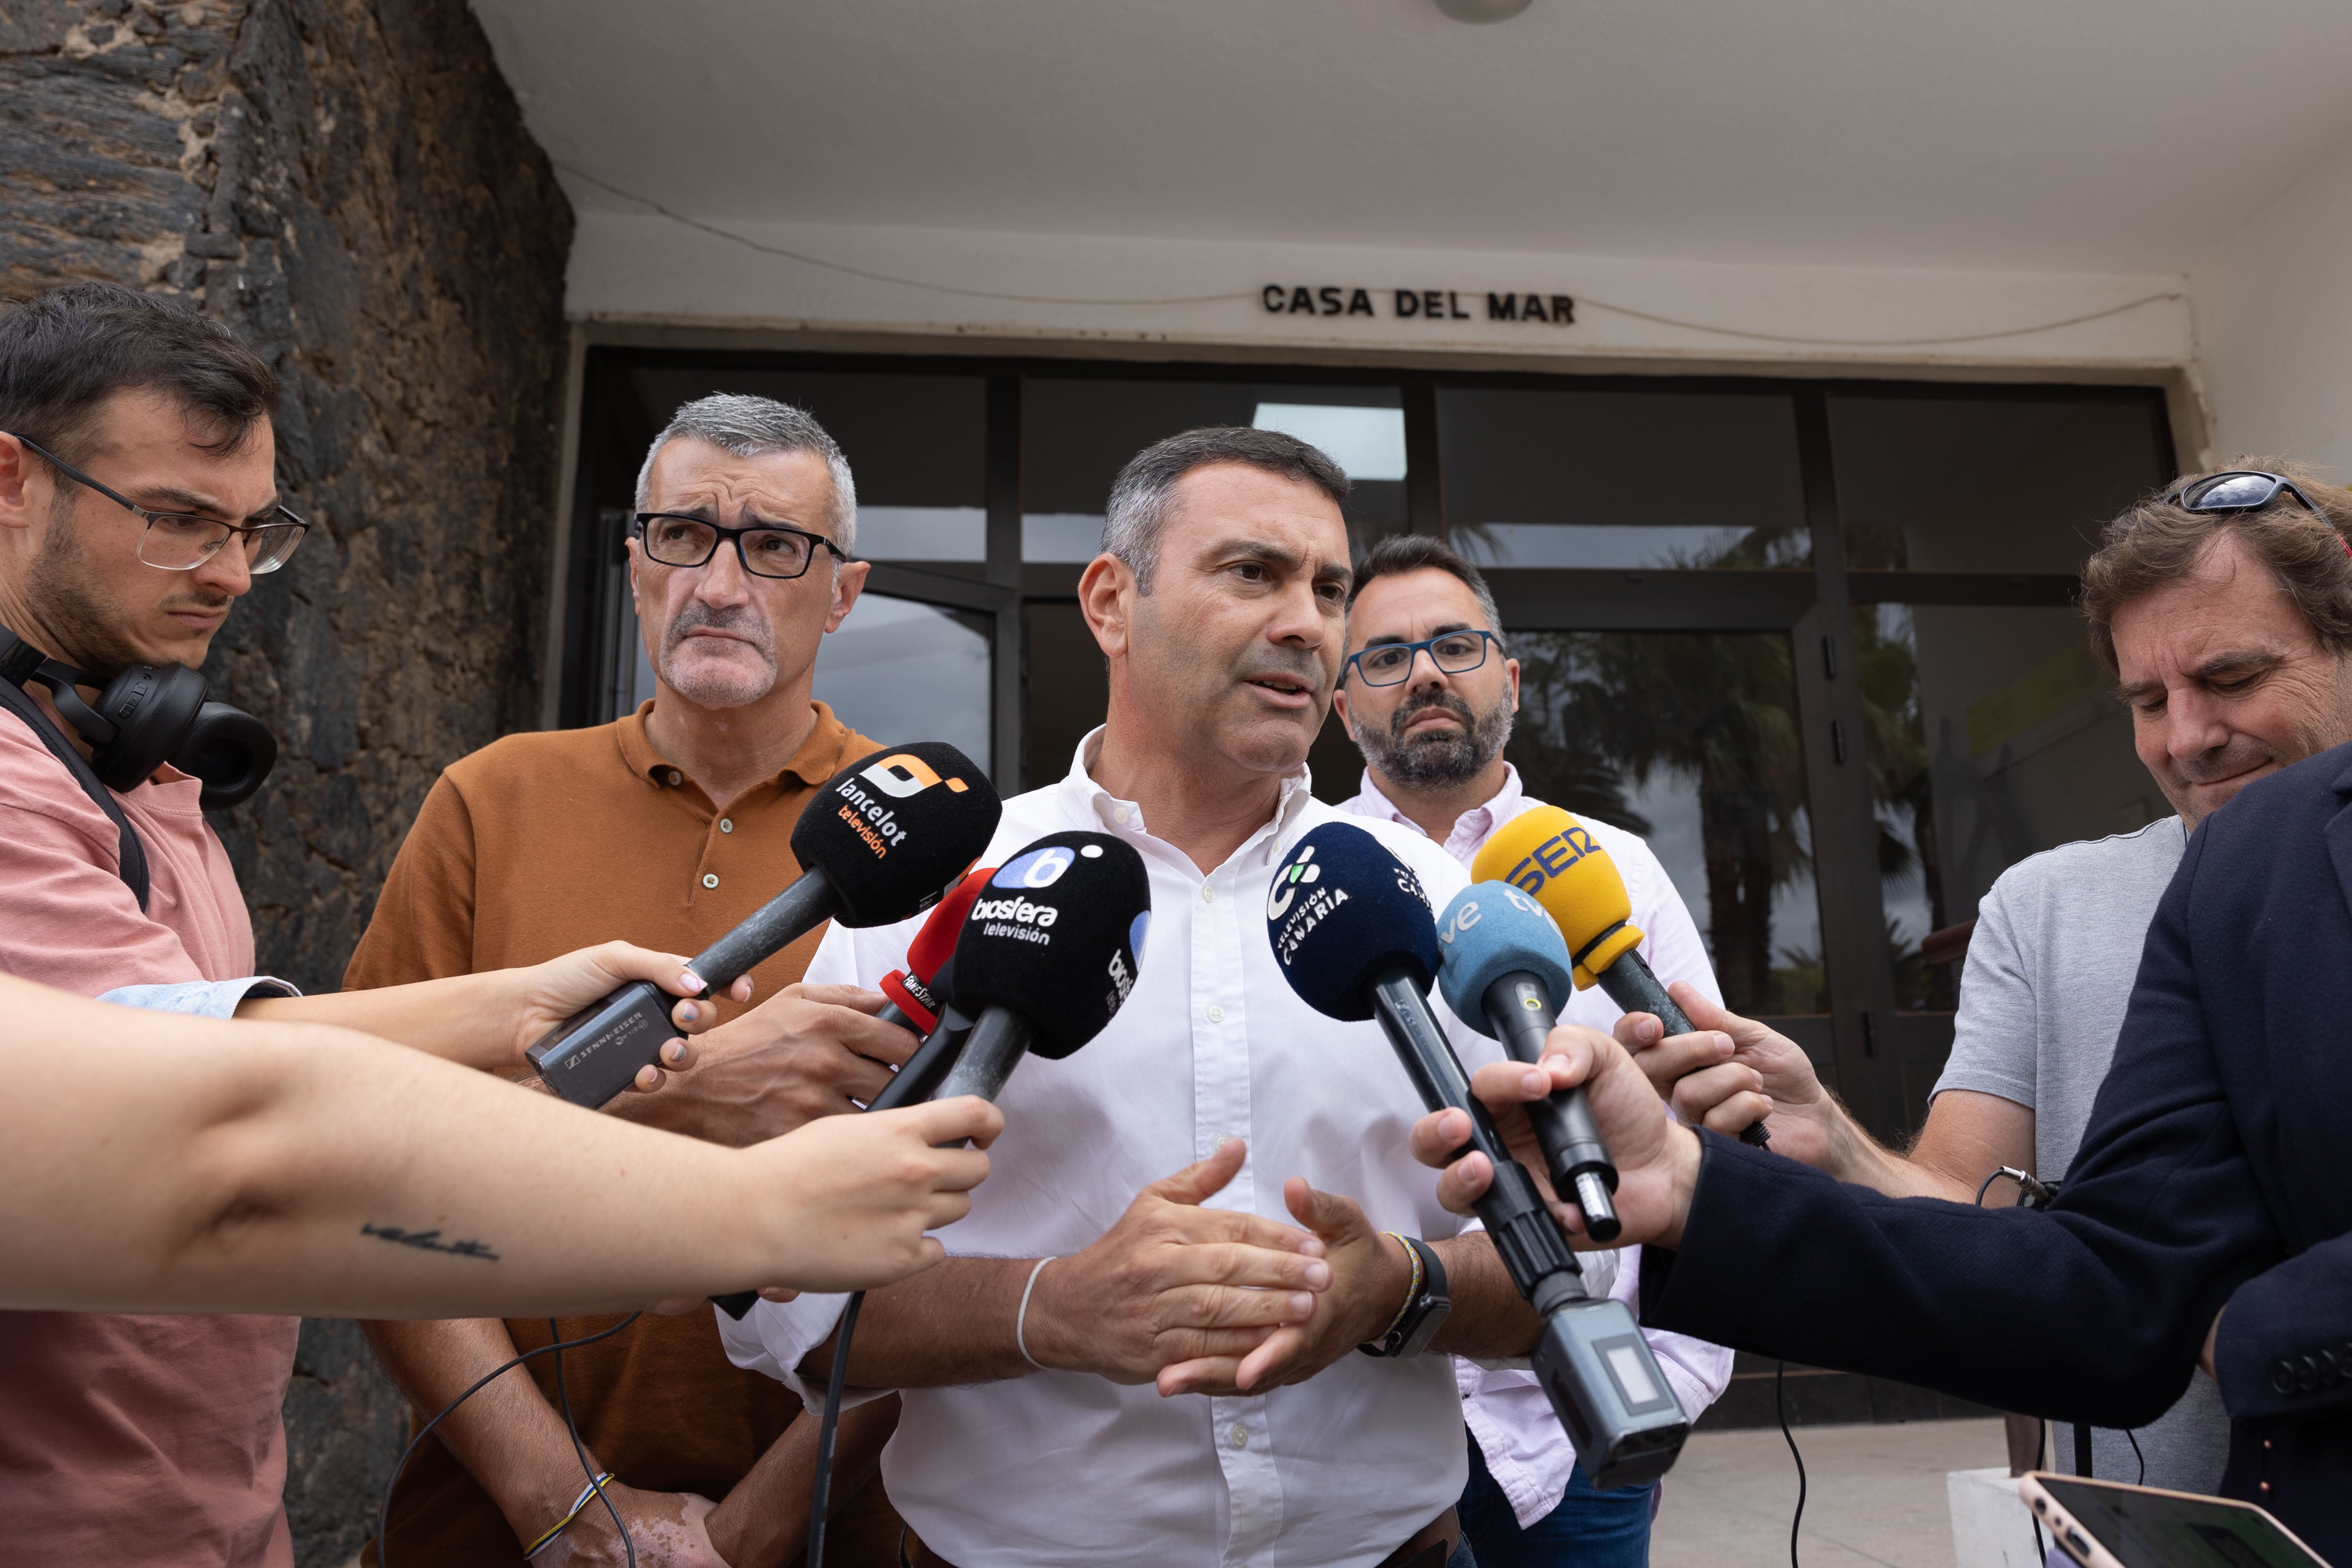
[3,2,573,1559]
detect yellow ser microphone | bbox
[1473,805,1772,1148]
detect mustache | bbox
[666,603,774,654]
[1388,688,1475,741]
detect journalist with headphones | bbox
[0,283,341,1568]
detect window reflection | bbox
[1829,396,2168,575]
[1506,629,1826,1016]
[814,594,993,776]
[1023,379,1407,561]
[1857,605,2151,1008]
[1441,388,1809,570]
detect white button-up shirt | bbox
[722,734,1527,1568]
[1340,763,1736,1525]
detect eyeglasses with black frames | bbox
[631,512,848,581]
[4,432,309,573]
[1343,628,1503,687]
[2170,470,2332,521]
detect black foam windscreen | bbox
[946,830,1151,1060]
[790,742,1001,928]
[1266,821,1443,1022]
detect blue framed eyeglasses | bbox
[1343,629,1502,688]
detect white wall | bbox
[2192,131,2352,477]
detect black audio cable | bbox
[804,1291,866,1568]
[1776,1360,1807,1568]
[376,1312,643,1568]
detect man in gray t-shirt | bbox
[1621,461,2352,1495]
[1938,817,2222,1487]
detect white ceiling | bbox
[473,0,2352,276]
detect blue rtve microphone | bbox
[526,743,999,1109]
[1266,822,1688,1489]
[1437,882,1624,1243]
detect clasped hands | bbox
[1016,1137,1414,1399]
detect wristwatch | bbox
[1358,1235,1450,1359]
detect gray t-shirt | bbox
[1934,816,2229,1493]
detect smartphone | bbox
[2019,1473,2328,1568]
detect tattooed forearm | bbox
[361,1222,500,1261]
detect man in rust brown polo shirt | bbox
[356,394,916,1568]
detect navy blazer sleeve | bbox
[2215,1234,2352,1426]
[1643,814,2286,1429]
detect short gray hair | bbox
[1102,426,1349,592]
[635,392,858,554]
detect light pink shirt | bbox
[1340,763,1736,1523]
[0,703,298,1568]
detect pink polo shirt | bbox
[0,702,298,1568]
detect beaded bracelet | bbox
[524,1471,616,1559]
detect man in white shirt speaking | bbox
[723,427,1571,1568]
[1331,534,1732,1568]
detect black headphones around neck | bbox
[0,623,276,809]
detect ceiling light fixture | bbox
[1433,0,1533,21]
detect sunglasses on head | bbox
[2170,470,2330,519]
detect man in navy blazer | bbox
[1415,695,2352,1545]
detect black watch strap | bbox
[1358,1235,1451,1359]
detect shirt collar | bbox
[614,698,859,793]
[1345,762,1524,843]
[1059,726,1316,871]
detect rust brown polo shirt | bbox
[349,700,876,1566]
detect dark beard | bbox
[1357,687,1513,789]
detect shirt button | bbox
[666,770,682,786]
[701,873,720,890]
[1112,806,1132,825]
[1229,1425,1250,1450]
[719,818,734,833]
[1201,885,1216,903]
[1207,1006,1225,1024]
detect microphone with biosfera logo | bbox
[711,843,1134,1323]
[1472,805,1769,1149]
[1266,822,1688,1490]
[928,830,1151,1105]
[1437,881,1622,1243]
[526,743,999,1109]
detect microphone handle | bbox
[1481,974,1622,1244]
[1365,974,1587,1312]
[688,868,841,993]
[1366,972,1690,1490]
[1592,949,1771,1149]
[866,1009,974,1113]
[930,1007,1035,1105]
[875,1000,920,1034]
[713,1009,982,1322]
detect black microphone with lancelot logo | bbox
[525,743,1000,1109]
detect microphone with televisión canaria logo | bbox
[525,743,999,1109]
[1437,882,1623,1243]
[1266,822,1688,1489]
[1473,805,1769,1149]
